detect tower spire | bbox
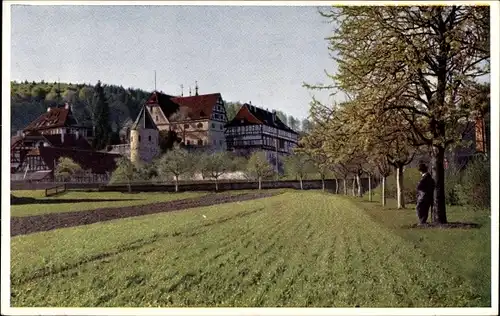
[189,86,192,96]
[181,84,184,97]
[195,81,199,96]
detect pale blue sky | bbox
[10,5,338,120]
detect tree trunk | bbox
[215,178,218,191]
[300,177,303,190]
[343,178,347,195]
[175,176,179,192]
[128,181,132,193]
[334,178,338,194]
[396,166,405,209]
[381,176,386,207]
[352,178,356,196]
[321,177,325,192]
[258,176,262,190]
[356,173,362,197]
[368,174,372,202]
[431,146,447,224]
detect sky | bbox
[10,4,339,120]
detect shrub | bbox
[384,167,421,204]
[444,159,465,206]
[455,155,490,209]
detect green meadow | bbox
[10,190,490,307]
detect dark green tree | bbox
[92,81,112,150]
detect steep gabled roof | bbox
[225,103,298,134]
[23,105,80,132]
[170,93,221,121]
[131,105,158,130]
[145,91,180,119]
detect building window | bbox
[156,115,158,121]
[212,123,215,129]
[220,125,223,130]
[148,135,151,141]
[219,140,223,145]
[139,136,141,142]
[198,139,203,146]
[197,122,203,128]
[213,140,216,145]
[187,140,191,145]
[184,124,189,129]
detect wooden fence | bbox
[44,184,67,197]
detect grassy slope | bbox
[355,190,491,306]
[10,191,489,307]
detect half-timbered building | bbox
[10,103,119,182]
[224,103,299,169]
[144,89,228,152]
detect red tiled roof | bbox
[26,147,121,174]
[225,103,298,134]
[229,104,262,125]
[144,91,221,122]
[23,106,79,132]
[145,91,180,119]
[170,93,221,121]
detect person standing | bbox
[416,162,435,225]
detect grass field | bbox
[10,189,277,217]
[355,195,491,305]
[10,190,491,307]
[10,191,207,217]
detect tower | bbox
[130,105,160,164]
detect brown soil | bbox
[11,191,281,237]
[403,222,481,229]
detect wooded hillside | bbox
[10,80,310,136]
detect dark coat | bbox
[416,173,435,204]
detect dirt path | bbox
[11,191,281,237]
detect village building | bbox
[129,105,160,164]
[224,103,299,171]
[144,87,228,152]
[10,103,120,182]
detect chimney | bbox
[272,110,277,122]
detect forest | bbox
[10,80,311,137]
